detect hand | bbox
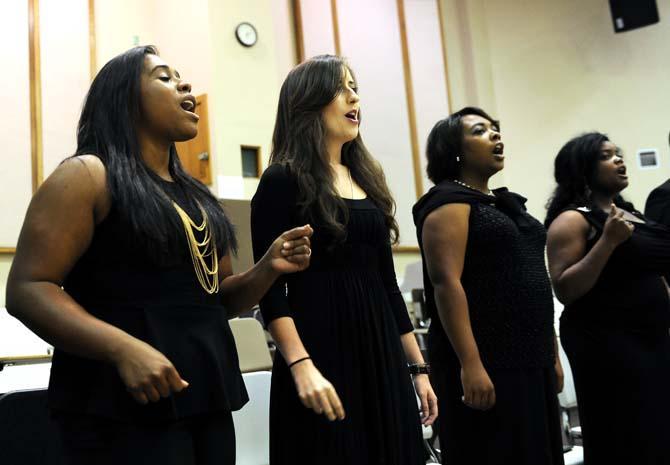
[113,337,189,405]
[290,358,345,421]
[413,374,438,425]
[268,225,314,274]
[460,361,495,410]
[554,356,564,394]
[602,204,634,247]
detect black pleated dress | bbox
[560,206,670,465]
[413,181,564,465]
[251,164,425,465]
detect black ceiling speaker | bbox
[609,0,660,33]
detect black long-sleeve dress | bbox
[413,181,564,465]
[560,206,670,465]
[250,164,425,465]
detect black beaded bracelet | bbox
[289,356,311,369]
[408,363,430,375]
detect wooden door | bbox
[175,94,212,185]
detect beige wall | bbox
[1,0,472,307]
[95,0,292,199]
[441,0,670,218]
[207,0,286,198]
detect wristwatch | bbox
[408,363,430,375]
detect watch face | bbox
[236,22,257,47]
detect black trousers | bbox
[55,410,235,465]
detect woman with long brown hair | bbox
[251,55,437,464]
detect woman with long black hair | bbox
[6,45,312,465]
[545,132,670,464]
[413,107,564,465]
[250,55,437,465]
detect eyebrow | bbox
[602,148,620,154]
[150,64,169,74]
[150,65,180,78]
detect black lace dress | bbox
[251,164,425,465]
[560,206,670,465]
[413,181,564,465]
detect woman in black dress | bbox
[413,107,564,465]
[5,46,312,465]
[250,55,437,465]
[545,132,670,465]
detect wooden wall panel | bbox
[404,0,451,194]
[337,0,418,246]
[296,0,336,59]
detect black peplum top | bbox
[413,181,555,370]
[49,178,248,422]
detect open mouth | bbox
[179,95,199,121]
[345,109,358,123]
[493,142,504,155]
[180,99,195,112]
[617,165,628,177]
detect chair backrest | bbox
[0,308,51,357]
[232,371,271,465]
[0,362,52,393]
[399,261,424,293]
[0,388,65,465]
[229,318,273,373]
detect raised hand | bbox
[269,225,314,274]
[603,204,634,247]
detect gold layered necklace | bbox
[172,201,219,294]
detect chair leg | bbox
[424,438,441,464]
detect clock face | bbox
[236,22,257,47]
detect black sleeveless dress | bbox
[49,178,247,423]
[560,206,670,465]
[250,164,425,465]
[413,181,564,465]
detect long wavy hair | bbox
[270,54,399,245]
[545,132,635,227]
[425,107,499,184]
[74,45,236,262]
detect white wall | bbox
[40,0,90,177]
[0,1,32,249]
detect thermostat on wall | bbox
[637,148,659,169]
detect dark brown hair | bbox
[270,54,399,244]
